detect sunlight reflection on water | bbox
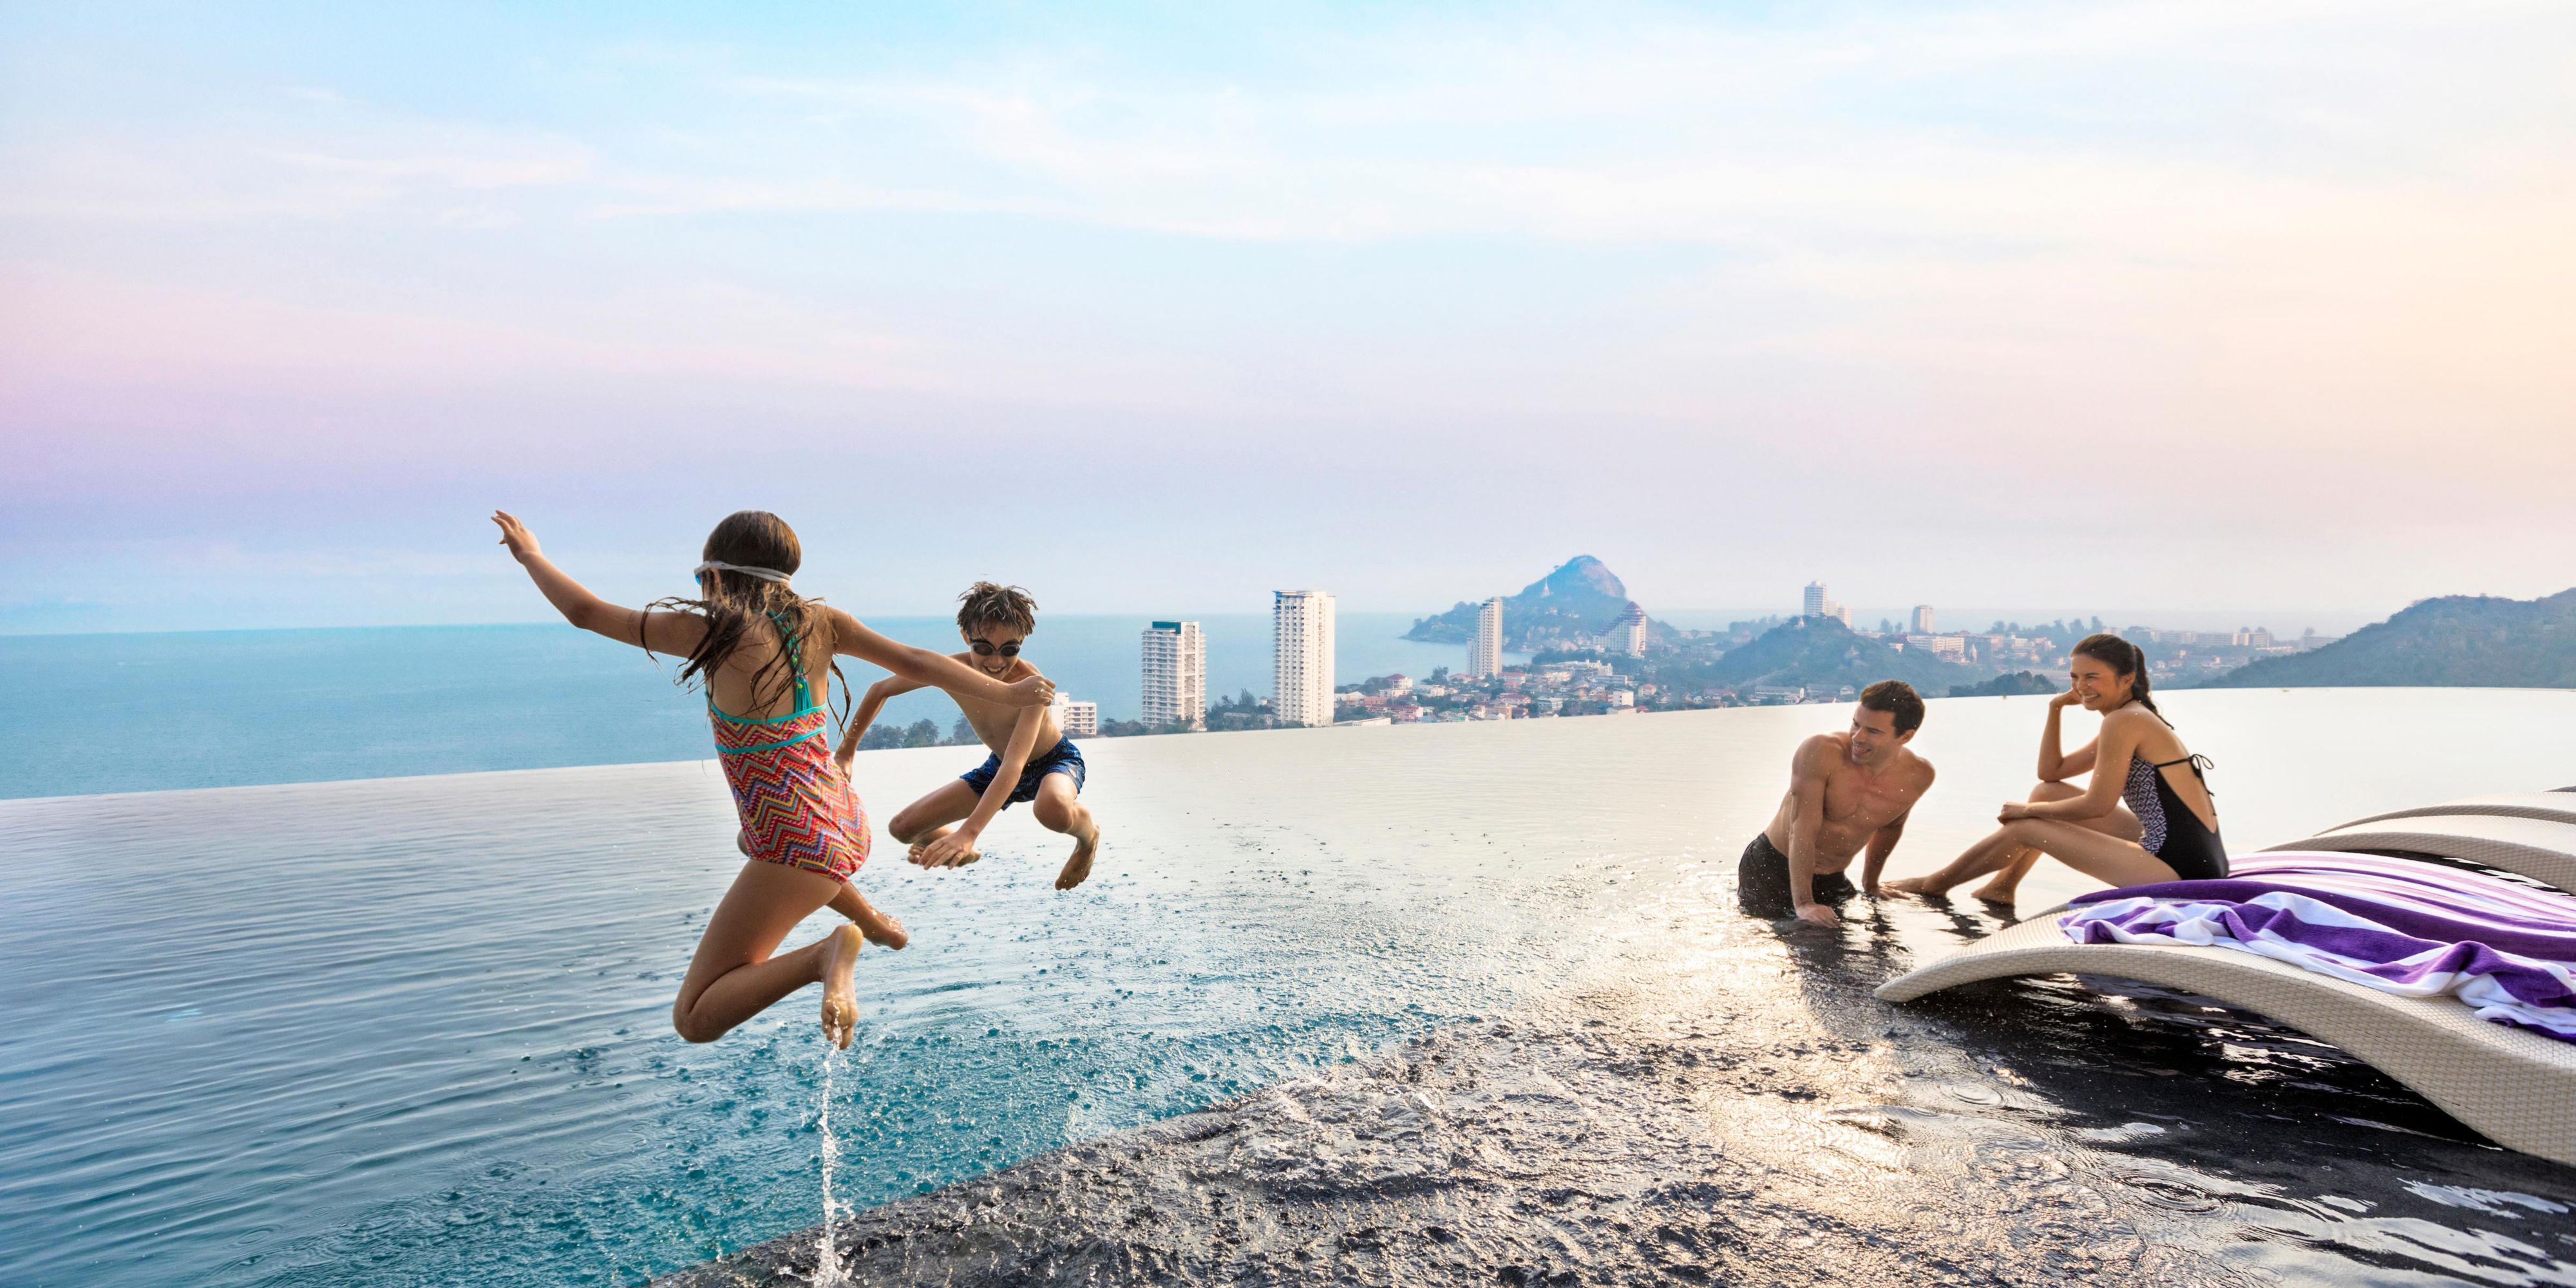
[3,688,2573,1286]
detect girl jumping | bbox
[493,509,1054,1047]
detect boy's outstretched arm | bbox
[918,705,1045,869]
[491,511,702,654]
[835,676,927,769]
[826,609,1054,708]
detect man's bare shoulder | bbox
[1898,748,1937,791]
[1793,731,1848,766]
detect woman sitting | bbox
[1889,634,2224,904]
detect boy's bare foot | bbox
[854,905,909,950]
[1055,828,1099,891]
[818,924,862,1049]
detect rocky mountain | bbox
[1406,556,1664,650]
[2204,588,2576,689]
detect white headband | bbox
[694,560,793,585]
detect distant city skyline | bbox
[6,4,2569,634]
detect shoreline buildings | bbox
[1140,620,1206,730]
[1469,596,1504,678]
[1050,693,1099,738]
[1273,591,1337,728]
[1614,603,1647,657]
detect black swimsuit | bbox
[2121,730,2227,881]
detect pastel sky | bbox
[5,1,2571,633]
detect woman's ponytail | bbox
[2126,639,2160,715]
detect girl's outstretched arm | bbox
[492,511,703,654]
[825,608,1054,708]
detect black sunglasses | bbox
[969,640,1021,658]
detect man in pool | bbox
[835,582,1103,890]
[1741,680,1935,925]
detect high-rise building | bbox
[1273,591,1336,728]
[1803,582,1828,618]
[1139,620,1206,730]
[1911,604,1935,634]
[1615,602,1648,657]
[1468,596,1504,678]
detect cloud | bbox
[2,0,2571,625]
[0,120,595,224]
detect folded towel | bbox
[2061,852,2576,1041]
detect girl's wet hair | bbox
[652,510,846,719]
[2071,632,2159,716]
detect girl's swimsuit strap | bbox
[704,607,820,724]
[765,608,813,708]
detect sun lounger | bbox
[1877,808,2576,1165]
[2259,791,2576,892]
[1875,889,2576,1164]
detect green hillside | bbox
[1704,616,1984,694]
[1951,670,2062,698]
[2206,588,2576,688]
[1406,555,1662,649]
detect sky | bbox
[4,1,2572,634]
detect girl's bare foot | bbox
[818,925,862,1049]
[1055,828,1099,891]
[1969,879,2020,905]
[1884,876,1947,898]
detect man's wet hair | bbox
[1859,679,1924,734]
[956,582,1038,638]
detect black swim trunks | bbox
[959,737,1086,807]
[1738,832,1858,917]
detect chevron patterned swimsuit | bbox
[710,611,871,881]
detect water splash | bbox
[813,1043,845,1288]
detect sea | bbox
[0,615,1473,801]
[3,626,2573,1286]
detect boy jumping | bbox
[835,582,1102,890]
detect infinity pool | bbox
[5,690,2573,1286]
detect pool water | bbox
[4,689,2573,1286]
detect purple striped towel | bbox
[2059,852,2576,1041]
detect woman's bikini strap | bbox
[2150,752,2217,793]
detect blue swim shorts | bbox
[959,737,1086,807]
